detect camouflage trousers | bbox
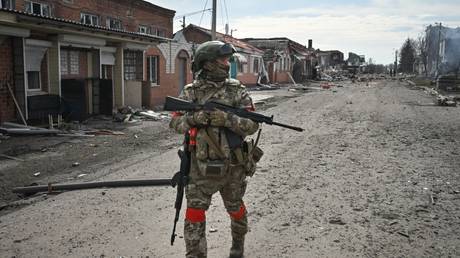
[184,159,248,258]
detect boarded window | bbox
[146,55,159,84]
[124,50,143,81]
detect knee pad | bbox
[228,203,246,220]
[185,207,206,223]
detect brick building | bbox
[176,24,266,86]
[0,0,191,123]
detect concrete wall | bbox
[124,80,142,107]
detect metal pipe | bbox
[12,178,172,194]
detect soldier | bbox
[170,41,260,258]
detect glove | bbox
[187,110,210,126]
[209,110,231,127]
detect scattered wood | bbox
[92,129,125,136]
[0,154,24,162]
[397,232,410,238]
[0,127,61,136]
[56,133,95,137]
[6,81,27,126]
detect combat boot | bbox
[229,238,244,258]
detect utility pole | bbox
[211,0,217,40]
[435,22,442,77]
[394,50,398,76]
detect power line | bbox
[223,0,229,25]
[220,0,225,31]
[199,0,209,27]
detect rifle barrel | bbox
[271,121,304,132]
[12,179,172,194]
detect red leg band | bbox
[185,208,206,223]
[229,203,246,220]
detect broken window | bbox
[0,0,15,9]
[24,1,50,16]
[146,55,159,84]
[124,50,143,81]
[107,17,122,30]
[80,12,99,26]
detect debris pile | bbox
[113,106,169,123]
[437,75,460,92]
[437,95,457,107]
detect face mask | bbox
[201,60,230,82]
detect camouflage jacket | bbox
[169,78,259,162]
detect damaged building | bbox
[0,0,193,124]
[243,38,317,84]
[317,50,344,70]
[425,24,460,77]
[345,52,366,73]
[176,24,265,86]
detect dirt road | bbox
[1,80,459,257]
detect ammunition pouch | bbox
[204,160,227,177]
[242,140,264,177]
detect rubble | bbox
[437,95,457,107]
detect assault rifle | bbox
[170,133,191,246]
[164,96,304,132]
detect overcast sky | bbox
[148,0,460,64]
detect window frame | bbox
[123,50,143,81]
[146,55,159,86]
[107,17,123,30]
[60,49,81,76]
[138,25,151,35]
[253,57,259,73]
[24,1,50,16]
[0,0,15,9]
[27,71,41,91]
[80,12,99,26]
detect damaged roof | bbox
[243,37,312,56]
[183,24,264,54]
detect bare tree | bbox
[417,34,428,77]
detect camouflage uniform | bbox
[170,43,259,257]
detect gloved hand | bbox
[209,110,231,127]
[187,110,210,126]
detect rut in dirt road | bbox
[0,80,459,258]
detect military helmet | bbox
[192,41,236,73]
